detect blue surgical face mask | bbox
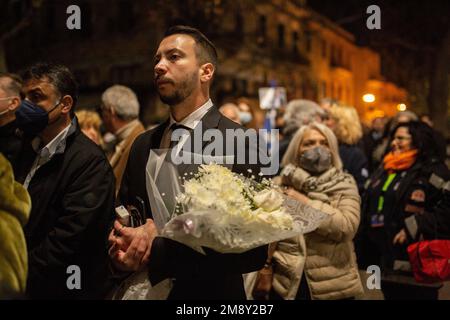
[239,111,253,124]
[15,99,61,136]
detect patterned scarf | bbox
[285,166,352,204]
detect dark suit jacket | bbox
[118,106,267,299]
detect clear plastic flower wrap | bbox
[146,150,330,254]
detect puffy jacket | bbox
[0,153,30,299]
[272,167,364,299]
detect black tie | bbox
[168,123,190,149]
[161,123,189,215]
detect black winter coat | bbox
[413,176,450,241]
[14,119,116,299]
[0,120,23,164]
[339,143,369,194]
[357,158,449,270]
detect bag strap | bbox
[414,241,423,270]
[265,242,278,268]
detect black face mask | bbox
[15,99,61,136]
[299,147,332,174]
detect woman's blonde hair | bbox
[281,122,343,170]
[76,110,102,131]
[329,106,362,145]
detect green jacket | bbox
[0,153,30,299]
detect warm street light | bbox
[363,94,376,103]
[397,103,407,111]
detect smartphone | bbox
[115,205,130,226]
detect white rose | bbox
[253,189,284,212]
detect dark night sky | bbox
[307,0,449,47]
[308,0,450,106]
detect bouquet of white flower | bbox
[156,162,329,254]
[111,150,329,300]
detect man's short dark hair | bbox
[22,62,79,116]
[164,25,218,72]
[0,72,23,96]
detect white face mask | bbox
[239,111,253,124]
[0,108,9,116]
[0,96,14,116]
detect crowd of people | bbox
[0,25,449,300]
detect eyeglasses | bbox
[0,96,18,101]
[393,135,412,142]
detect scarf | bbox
[383,149,418,173]
[283,166,353,204]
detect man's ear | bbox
[109,106,116,117]
[200,63,215,83]
[60,95,74,115]
[9,97,21,111]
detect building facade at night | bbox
[4,0,406,125]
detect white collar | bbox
[168,99,213,130]
[31,122,72,157]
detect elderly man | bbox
[0,73,23,163]
[13,63,115,299]
[100,85,145,194]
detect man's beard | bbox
[158,72,198,106]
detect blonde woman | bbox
[326,106,368,193]
[76,110,103,146]
[254,123,363,300]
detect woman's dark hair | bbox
[389,121,440,163]
[381,117,394,140]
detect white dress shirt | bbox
[23,123,72,189]
[160,99,213,150]
[152,99,213,179]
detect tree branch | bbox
[0,8,33,43]
[369,36,436,53]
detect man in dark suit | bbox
[108,26,268,299]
